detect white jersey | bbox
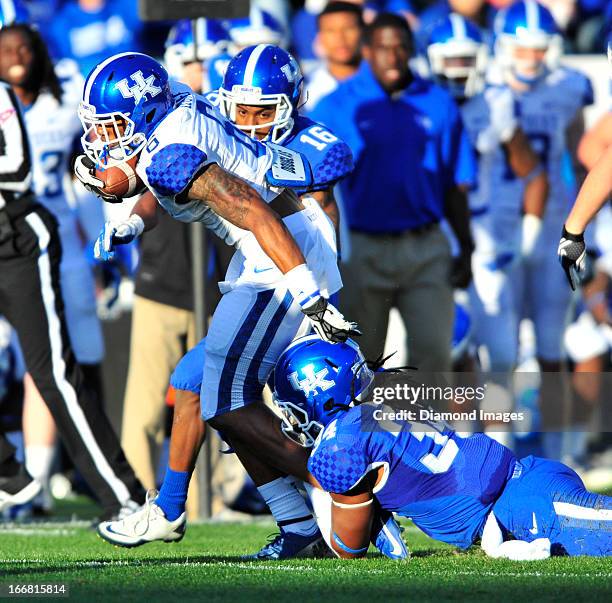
[137,84,341,298]
[137,83,279,223]
[26,60,89,269]
[461,85,519,255]
[489,67,593,217]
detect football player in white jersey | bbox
[0,23,105,512]
[491,1,593,454]
[100,45,366,559]
[426,13,548,445]
[73,51,358,556]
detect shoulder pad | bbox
[287,123,354,192]
[265,143,313,189]
[307,418,369,493]
[145,143,208,197]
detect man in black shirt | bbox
[0,80,146,517]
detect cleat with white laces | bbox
[245,529,328,560]
[97,490,186,548]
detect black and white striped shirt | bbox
[0,80,33,211]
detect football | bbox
[95,155,143,198]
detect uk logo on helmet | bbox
[115,70,162,103]
[289,365,335,396]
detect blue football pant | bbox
[493,456,611,556]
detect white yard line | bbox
[2,558,611,579]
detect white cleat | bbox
[97,490,186,548]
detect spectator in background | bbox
[303,2,365,112]
[46,0,144,76]
[310,13,475,369]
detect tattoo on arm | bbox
[186,163,257,228]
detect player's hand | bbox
[558,225,586,291]
[450,248,473,289]
[73,155,120,203]
[94,215,144,261]
[301,297,361,343]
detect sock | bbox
[258,477,319,537]
[25,445,55,510]
[155,467,190,521]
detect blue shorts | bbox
[170,286,309,421]
[493,455,612,556]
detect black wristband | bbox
[562,225,584,242]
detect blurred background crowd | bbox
[1,0,611,521]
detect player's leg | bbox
[470,256,519,445]
[121,296,191,490]
[1,207,145,516]
[397,227,453,371]
[528,226,574,457]
[22,373,57,514]
[200,287,323,557]
[493,456,611,556]
[151,339,208,524]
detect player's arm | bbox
[577,112,612,171]
[328,474,375,559]
[503,128,549,258]
[92,191,161,261]
[565,144,612,235]
[304,188,341,256]
[306,188,339,230]
[130,191,161,231]
[186,163,360,341]
[186,163,306,273]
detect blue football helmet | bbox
[427,13,488,100]
[0,0,29,27]
[219,44,303,143]
[164,18,230,80]
[494,0,562,85]
[273,335,374,447]
[79,52,172,167]
[226,6,285,51]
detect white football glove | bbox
[73,155,120,203]
[94,215,145,261]
[301,297,361,343]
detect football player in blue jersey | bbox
[274,336,612,559]
[76,49,359,558]
[426,13,549,446]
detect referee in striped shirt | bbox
[0,80,145,519]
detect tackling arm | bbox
[329,478,375,559]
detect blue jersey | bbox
[310,62,477,233]
[282,115,353,196]
[204,92,353,195]
[308,403,516,549]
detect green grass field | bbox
[1,504,611,603]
